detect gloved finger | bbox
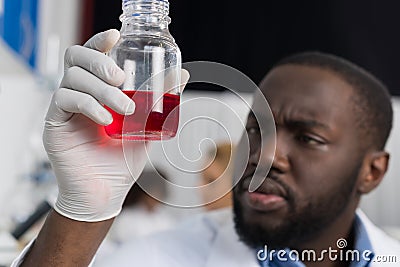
[61,66,135,115]
[64,45,125,87]
[51,88,114,126]
[84,29,120,53]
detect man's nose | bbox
[271,130,290,173]
[249,131,290,173]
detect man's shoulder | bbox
[358,210,400,256]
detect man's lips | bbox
[241,175,288,212]
[245,192,286,212]
[241,175,288,198]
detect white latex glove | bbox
[43,29,189,222]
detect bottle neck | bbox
[120,0,171,34]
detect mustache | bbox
[238,170,295,202]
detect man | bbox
[13,30,400,266]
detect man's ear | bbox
[357,151,390,194]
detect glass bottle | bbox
[105,0,182,141]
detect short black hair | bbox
[275,51,393,150]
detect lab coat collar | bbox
[357,209,400,267]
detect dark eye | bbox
[297,134,324,145]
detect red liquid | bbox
[105,90,180,140]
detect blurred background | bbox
[0,0,400,264]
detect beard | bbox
[233,164,361,250]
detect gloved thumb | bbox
[84,29,121,53]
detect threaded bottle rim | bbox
[121,0,170,25]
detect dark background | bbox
[87,1,400,95]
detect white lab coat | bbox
[94,208,260,267]
[93,208,400,267]
[12,208,400,267]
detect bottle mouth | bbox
[121,0,170,25]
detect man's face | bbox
[233,65,364,249]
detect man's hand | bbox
[43,29,189,222]
[15,29,189,267]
